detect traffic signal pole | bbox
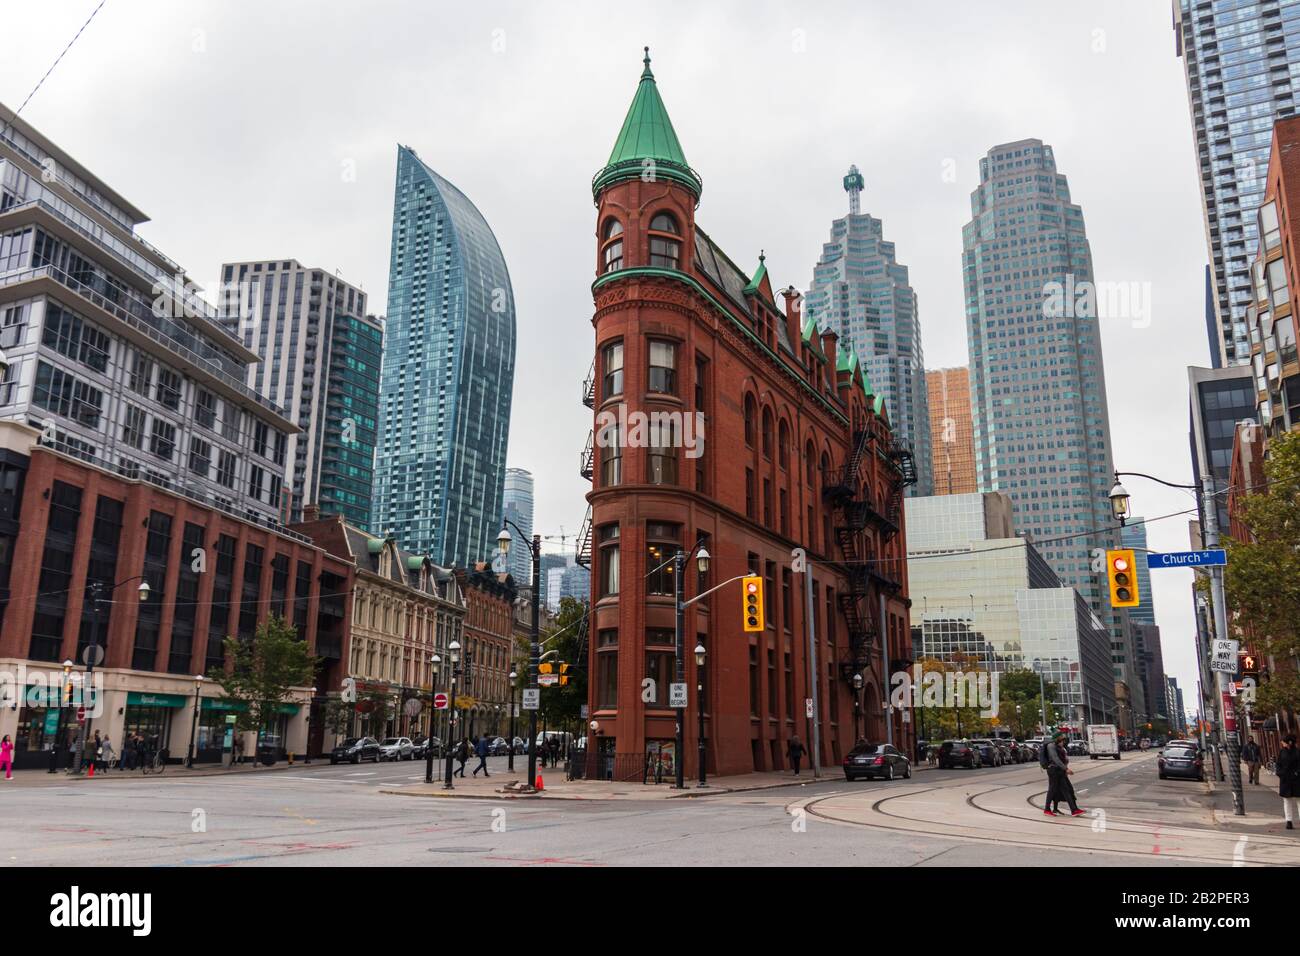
[1201,475,1246,816]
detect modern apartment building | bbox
[905,492,1118,729]
[1173,0,1300,366]
[805,165,932,495]
[502,467,534,585]
[0,103,297,530]
[372,146,516,567]
[219,260,382,528]
[0,103,355,766]
[963,139,1125,666]
[926,366,976,495]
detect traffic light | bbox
[1106,548,1140,608]
[559,663,570,686]
[742,575,764,632]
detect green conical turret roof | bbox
[593,48,702,200]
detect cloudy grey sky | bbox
[6,0,1213,712]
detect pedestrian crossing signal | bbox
[742,575,764,632]
[560,663,570,686]
[1106,549,1140,608]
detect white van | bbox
[1086,724,1120,760]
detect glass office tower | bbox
[373,146,516,567]
[963,139,1126,665]
[805,165,933,495]
[1173,0,1300,366]
[502,466,534,584]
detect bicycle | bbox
[141,749,168,775]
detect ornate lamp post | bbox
[508,669,518,773]
[443,640,461,789]
[694,642,707,786]
[186,674,205,767]
[425,653,441,784]
[497,523,540,789]
[852,672,864,742]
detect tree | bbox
[538,597,589,730]
[996,668,1058,737]
[1225,430,1300,719]
[206,615,318,752]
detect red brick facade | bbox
[585,111,914,777]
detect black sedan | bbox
[938,740,982,769]
[330,737,381,765]
[1157,744,1205,781]
[843,743,912,781]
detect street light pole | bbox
[426,654,440,783]
[500,522,542,790]
[695,642,707,787]
[186,674,205,767]
[852,673,864,742]
[443,641,460,789]
[72,577,149,774]
[508,669,518,773]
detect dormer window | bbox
[648,213,680,269]
[602,219,624,274]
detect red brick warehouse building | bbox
[582,50,916,777]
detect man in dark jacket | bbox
[1241,737,1263,785]
[472,735,490,777]
[787,735,805,776]
[1277,735,1299,829]
[1045,730,1084,817]
[454,738,470,778]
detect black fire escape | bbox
[823,421,918,686]
[576,359,596,569]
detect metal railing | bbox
[0,264,290,422]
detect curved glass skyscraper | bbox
[373,145,516,568]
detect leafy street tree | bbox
[538,597,589,731]
[206,615,318,756]
[1224,430,1300,724]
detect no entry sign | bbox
[433,693,449,710]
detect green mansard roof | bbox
[593,48,702,200]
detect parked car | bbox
[843,743,912,782]
[411,737,443,759]
[379,737,414,761]
[488,736,511,756]
[994,739,1018,764]
[938,739,982,769]
[512,736,528,755]
[970,738,1002,767]
[1157,742,1205,781]
[330,737,381,764]
[1067,740,1088,757]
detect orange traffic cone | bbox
[535,769,544,790]
[88,762,94,777]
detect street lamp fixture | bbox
[1108,480,1131,526]
[137,580,150,600]
[695,547,710,574]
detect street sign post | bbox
[669,683,688,708]
[1146,549,1227,569]
[522,688,540,711]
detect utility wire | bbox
[0,1,108,141]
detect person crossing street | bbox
[472,735,490,777]
[1044,729,1085,817]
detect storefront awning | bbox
[200,698,298,714]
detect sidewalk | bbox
[1,758,324,786]
[381,760,937,801]
[1204,763,1296,830]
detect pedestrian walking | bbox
[100,737,115,772]
[1242,737,1262,786]
[787,734,805,776]
[1277,735,1300,830]
[134,734,147,770]
[472,735,490,777]
[1,734,13,780]
[547,736,559,769]
[454,738,469,777]
[91,731,102,772]
[1043,730,1084,817]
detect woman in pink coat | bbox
[1,735,13,780]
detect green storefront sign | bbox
[126,692,187,708]
[201,698,299,714]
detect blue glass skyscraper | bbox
[805,165,933,495]
[373,146,516,568]
[963,139,1129,713]
[1174,0,1300,366]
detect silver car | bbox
[379,737,414,761]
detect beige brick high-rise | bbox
[926,367,976,495]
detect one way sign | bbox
[1210,638,1239,673]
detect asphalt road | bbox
[0,753,1214,867]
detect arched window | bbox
[761,408,774,460]
[602,218,624,274]
[744,394,757,447]
[648,212,680,269]
[778,419,790,469]
[805,440,816,485]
